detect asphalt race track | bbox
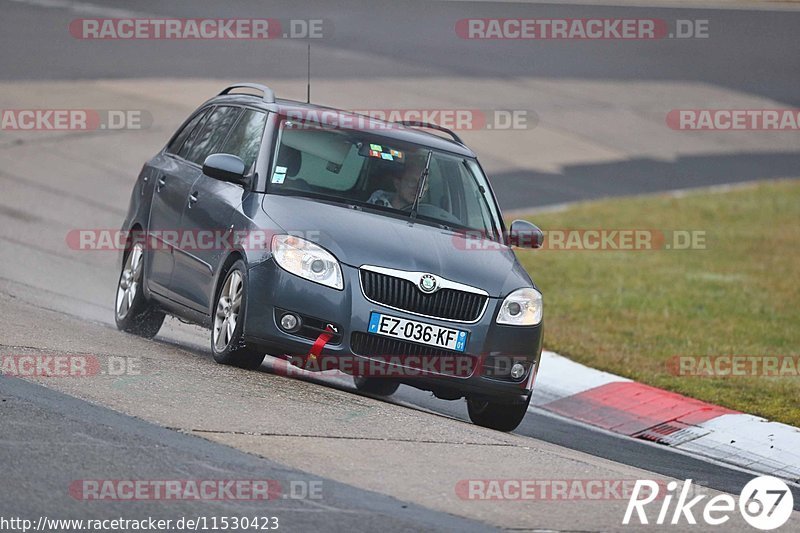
[1,0,799,531]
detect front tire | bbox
[467,395,531,432]
[115,241,165,338]
[211,260,265,370]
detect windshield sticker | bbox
[271,171,286,184]
[275,165,288,173]
[366,146,405,161]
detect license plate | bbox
[367,312,468,352]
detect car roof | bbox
[206,93,477,158]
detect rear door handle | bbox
[188,192,198,207]
[156,176,166,192]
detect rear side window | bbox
[182,106,242,165]
[166,108,210,155]
[218,109,267,174]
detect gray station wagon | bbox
[115,83,544,431]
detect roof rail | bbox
[394,120,464,145]
[218,83,275,103]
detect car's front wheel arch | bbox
[209,254,264,370]
[210,251,247,317]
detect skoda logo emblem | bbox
[419,274,437,293]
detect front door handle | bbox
[188,192,198,207]
[156,176,166,192]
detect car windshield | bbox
[267,119,503,238]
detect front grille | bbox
[351,331,462,358]
[360,269,487,322]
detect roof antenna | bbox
[306,41,311,103]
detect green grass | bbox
[514,179,800,426]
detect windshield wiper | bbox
[409,150,433,221]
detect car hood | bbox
[261,195,533,297]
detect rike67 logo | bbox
[624,476,794,530]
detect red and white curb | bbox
[532,351,800,484]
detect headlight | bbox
[496,288,542,326]
[271,235,343,290]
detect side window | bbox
[182,106,242,166]
[218,109,267,174]
[177,108,213,161]
[166,108,210,155]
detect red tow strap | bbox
[307,325,336,360]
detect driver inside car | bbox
[367,155,428,209]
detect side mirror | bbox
[202,153,247,185]
[508,219,543,249]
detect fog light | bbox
[280,313,301,332]
[510,363,526,379]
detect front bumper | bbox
[244,259,543,402]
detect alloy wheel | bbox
[116,243,143,320]
[213,270,243,351]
